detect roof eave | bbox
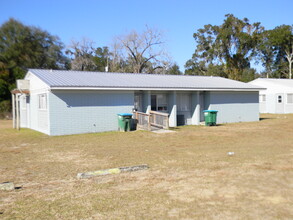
[49,86,264,92]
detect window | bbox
[259,94,266,102]
[178,94,191,111]
[287,94,293,104]
[157,94,167,111]
[38,94,47,110]
[277,95,282,103]
[151,94,167,112]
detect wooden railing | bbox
[134,111,169,131]
[149,111,169,129]
[134,111,151,130]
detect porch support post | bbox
[168,91,177,127]
[12,94,16,129]
[191,91,200,125]
[145,91,151,114]
[16,94,20,130]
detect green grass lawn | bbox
[0,114,293,219]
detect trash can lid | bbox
[203,110,218,113]
[118,113,133,116]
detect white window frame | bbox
[38,94,47,110]
[287,93,293,104]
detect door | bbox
[20,95,27,127]
[275,93,285,113]
[151,95,157,111]
[134,93,142,112]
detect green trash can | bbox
[203,110,218,126]
[118,113,132,132]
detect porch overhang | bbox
[11,89,30,94]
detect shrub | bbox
[0,100,11,119]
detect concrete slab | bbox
[152,129,176,134]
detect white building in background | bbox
[249,78,293,114]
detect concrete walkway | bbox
[152,129,176,134]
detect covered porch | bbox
[133,91,207,130]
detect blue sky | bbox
[1,0,292,72]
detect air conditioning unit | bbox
[17,80,30,90]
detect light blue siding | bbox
[49,91,134,136]
[207,91,259,123]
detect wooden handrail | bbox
[135,111,150,116]
[149,110,169,117]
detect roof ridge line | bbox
[28,69,221,78]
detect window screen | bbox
[38,94,47,110]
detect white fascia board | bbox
[50,87,264,92]
[25,70,51,88]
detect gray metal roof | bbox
[28,69,262,91]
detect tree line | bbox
[185,14,292,82]
[0,15,292,114]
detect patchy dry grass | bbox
[0,114,293,219]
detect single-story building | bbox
[249,78,293,114]
[12,69,262,136]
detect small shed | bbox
[249,78,293,114]
[12,69,263,135]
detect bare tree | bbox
[108,41,128,73]
[114,26,169,73]
[66,38,96,71]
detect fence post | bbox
[148,114,151,131]
[166,115,169,129]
